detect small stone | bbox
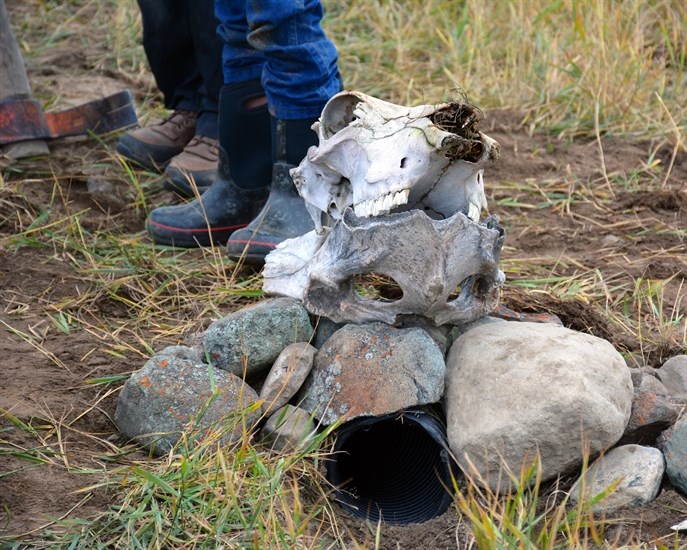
[114,353,259,456]
[260,342,317,414]
[86,176,129,212]
[261,405,317,452]
[628,368,643,388]
[656,355,687,400]
[203,298,313,378]
[664,413,687,495]
[621,375,679,445]
[600,235,621,248]
[569,444,665,512]
[312,316,345,349]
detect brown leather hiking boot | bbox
[163,135,219,197]
[116,110,197,171]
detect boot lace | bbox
[161,109,196,130]
[183,135,219,161]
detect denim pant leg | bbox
[185,0,223,138]
[137,0,222,138]
[215,1,266,86]
[215,0,341,120]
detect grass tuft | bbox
[36,407,344,549]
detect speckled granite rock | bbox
[298,322,445,425]
[203,297,313,378]
[115,353,259,455]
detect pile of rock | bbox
[115,296,687,515]
[114,90,687,519]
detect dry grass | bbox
[326,0,687,139]
[1,0,686,548]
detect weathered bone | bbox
[263,210,505,326]
[290,91,500,234]
[265,91,504,325]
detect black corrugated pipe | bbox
[326,408,456,524]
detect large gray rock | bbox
[569,444,665,512]
[203,298,313,377]
[115,353,259,455]
[299,322,445,425]
[445,321,633,490]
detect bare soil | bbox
[1,3,686,548]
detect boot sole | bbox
[162,179,211,198]
[147,219,248,248]
[226,238,279,265]
[115,138,182,172]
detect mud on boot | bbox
[226,162,315,263]
[226,116,320,264]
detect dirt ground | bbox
[1,6,687,548]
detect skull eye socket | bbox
[353,273,403,302]
[320,94,364,139]
[448,284,463,301]
[447,275,491,304]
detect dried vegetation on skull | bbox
[429,102,485,162]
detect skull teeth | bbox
[353,188,410,218]
[467,202,481,222]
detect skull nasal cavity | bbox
[353,273,403,302]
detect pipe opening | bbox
[326,409,455,524]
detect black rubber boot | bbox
[146,80,272,247]
[226,117,318,264]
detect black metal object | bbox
[326,408,456,524]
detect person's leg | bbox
[145,0,341,253]
[146,80,272,247]
[137,0,204,113]
[145,1,274,247]
[225,0,342,263]
[116,0,200,171]
[161,0,226,195]
[118,0,224,197]
[186,0,223,140]
[245,0,341,121]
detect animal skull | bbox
[291,91,500,233]
[264,91,506,326]
[263,210,505,326]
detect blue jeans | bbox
[214,0,341,119]
[137,0,223,138]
